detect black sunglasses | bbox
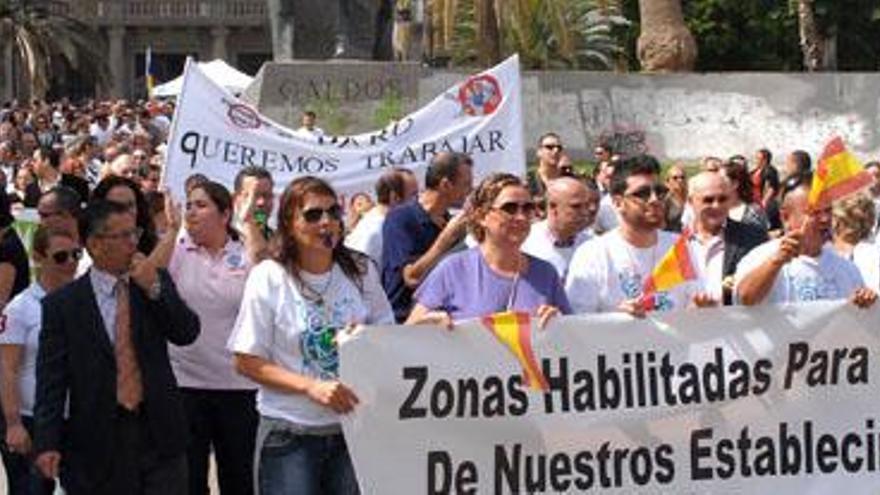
[50,248,82,264]
[626,184,669,202]
[542,144,563,151]
[301,205,342,224]
[492,201,536,217]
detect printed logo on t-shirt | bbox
[619,270,673,311]
[791,276,840,301]
[300,306,339,379]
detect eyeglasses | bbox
[700,194,729,206]
[492,201,536,217]
[542,144,563,151]
[301,205,342,224]
[97,227,143,242]
[625,184,669,202]
[50,248,83,264]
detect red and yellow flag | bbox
[641,230,696,311]
[481,311,548,391]
[809,136,874,209]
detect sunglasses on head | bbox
[492,201,536,217]
[626,184,669,202]
[301,205,342,224]
[50,248,82,264]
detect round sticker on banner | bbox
[227,103,261,129]
[458,74,503,116]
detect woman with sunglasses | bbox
[166,180,267,495]
[229,176,393,495]
[0,226,80,494]
[406,173,570,329]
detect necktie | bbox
[115,279,143,410]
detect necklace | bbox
[298,267,335,307]
[504,254,525,312]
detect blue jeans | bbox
[258,427,359,495]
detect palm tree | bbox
[636,0,696,71]
[797,0,835,71]
[0,0,108,100]
[446,0,629,70]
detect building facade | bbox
[2,0,273,101]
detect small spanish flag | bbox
[481,311,548,391]
[809,136,874,209]
[145,46,155,97]
[641,230,696,311]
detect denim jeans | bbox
[257,422,359,495]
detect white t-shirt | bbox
[853,241,880,292]
[594,194,619,234]
[565,229,701,313]
[228,259,394,426]
[295,126,325,140]
[345,208,386,268]
[734,240,864,304]
[0,283,46,416]
[89,122,114,147]
[520,219,593,279]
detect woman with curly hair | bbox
[228,176,393,495]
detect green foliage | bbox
[619,0,880,71]
[450,0,630,70]
[0,0,109,98]
[372,92,405,129]
[304,98,350,136]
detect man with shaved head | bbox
[735,171,875,308]
[521,176,599,278]
[687,171,767,304]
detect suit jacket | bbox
[722,219,769,304]
[60,173,90,204]
[33,269,199,488]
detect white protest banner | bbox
[162,56,524,200]
[340,302,880,494]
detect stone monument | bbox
[265,0,394,61]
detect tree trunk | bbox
[636,0,697,72]
[476,0,500,66]
[798,0,828,71]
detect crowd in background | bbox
[0,98,877,495]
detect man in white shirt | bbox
[735,172,876,307]
[295,110,325,140]
[566,155,707,315]
[346,168,418,268]
[687,171,767,305]
[521,176,598,279]
[593,147,619,234]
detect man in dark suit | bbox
[33,200,200,494]
[686,171,767,305]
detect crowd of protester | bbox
[0,98,877,495]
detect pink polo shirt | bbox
[168,233,255,390]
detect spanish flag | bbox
[641,230,696,311]
[145,46,155,97]
[481,311,548,391]
[809,136,873,209]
